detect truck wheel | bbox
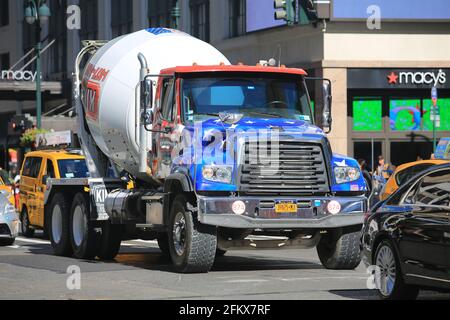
[168,195,217,273]
[42,209,50,240]
[70,193,99,260]
[216,248,227,257]
[20,207,35,238]
[374,240,419,300]
[0,238,15,246]
[157,234,170,256]
[97,222,123,261]
[317,226,361,270]
[49,193,72,257]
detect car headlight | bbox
[334,166,361,184]
[1,203,15,216]
[202,165,233,184]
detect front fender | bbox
[164,173,194,193]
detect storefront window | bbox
[422,98,450,131]
[352,98,382,131]
[389,99,421,131]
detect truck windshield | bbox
[181,74,312,122]
[58,159,89,178]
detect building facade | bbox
[1,0,450,168]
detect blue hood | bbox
[172,117,366,193]
[198,117,325,136]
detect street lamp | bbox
[171,0,180,29]
[24,0,51,129]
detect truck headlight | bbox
[202,165,233,184]
[334,166,360,184]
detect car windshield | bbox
[181,74,312,123]
[58,159,89,178]
[0,169,12,185]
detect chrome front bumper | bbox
[197,195,366,229]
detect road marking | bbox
[279,276,368,281]
[14,237,158,247]
[15,237,50,244]
[7,245,21,249]
[226,279,269,283]
[129,239,158,244]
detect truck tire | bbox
[374,240,419,300]
[42,208,50,240]
[168,195,217,273]
[20,207,35,238]
[70,193,99,260]
[49,193,72,257]
[157,234,170,256]
[97,222,123,261]
[317,226,361,270]
[0,238,15,246]
[216,248,227,257]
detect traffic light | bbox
[274,0,296,25]
[8,115,34,136]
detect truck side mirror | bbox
[322,81,332,133]
[142,77,153,110]
[141,77,154,126]
[42,175,48,185]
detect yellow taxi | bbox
[18,150,88,237]
[0,169,15,205]
[380,159,448,201]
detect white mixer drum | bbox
[80,28,230,181]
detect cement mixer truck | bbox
[44,28,367,273]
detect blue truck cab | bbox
[131,64,367,272]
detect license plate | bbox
[275,202,298,213]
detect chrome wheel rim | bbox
[52,205,62,244]
[376,245,397,297]
[72,205,85,247]
[172,212,186,256]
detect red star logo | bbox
[387,72,398,84]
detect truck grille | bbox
[239,140,329,195]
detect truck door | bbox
[22,157,43,226]
[36,158,56,228]
[154,77,177,179]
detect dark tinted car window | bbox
[22,157,42,178]
[46,159,55,178]
[58,159,89,178]
[414,169,450,207]
[22,158,33,177]
[395,163,434,186]
[30,158,42,178]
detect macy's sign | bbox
[387,69,447,86]
[1,70,39,81]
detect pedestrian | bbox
[358,159,372,193]
[374,155,393,180]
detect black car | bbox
[361,163,450,300]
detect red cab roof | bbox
[160,64,308,76]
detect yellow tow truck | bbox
[18,150,88,237]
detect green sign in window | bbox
[423,98,450,131]
[353,99,383,131]
[389,99,421,131]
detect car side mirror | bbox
[42,175,49,185]
[321,81,332,133]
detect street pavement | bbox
[0,233,449,300]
